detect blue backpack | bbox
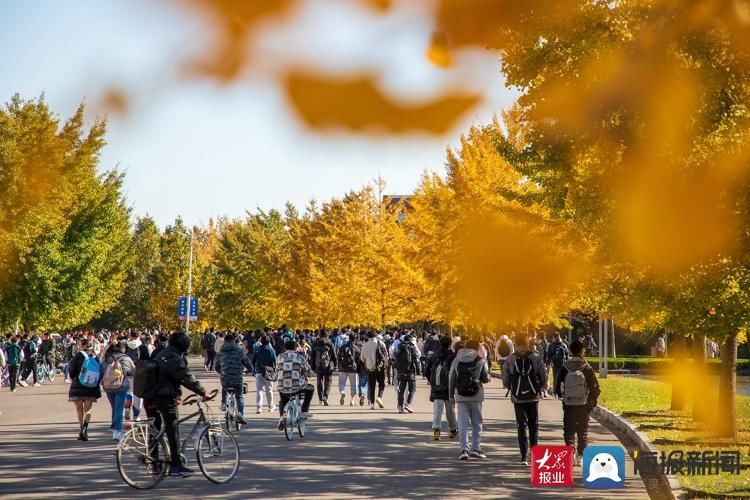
[79,353,101,388]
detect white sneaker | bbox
[376,397,384,409]
[65,378,71,384]
[369,404,375,410]
[18,380,28,387]
[33,383,41,387]
[349,399,355,406]
[256,408,262,414]
[270,405,277,412]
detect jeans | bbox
[255,374,274,409]
[432,399,457,431]
[222,384,245,416]
[106,390,128,432]
[317,372,331,402]
[279,384,315,416]
[204,349,216,370]
[513,401,539,460]
[457,401,483,452]
[8,365,19,391]
[397,375,416,408]
[153,399,181,466]
[562,403,590,456]
[358,373,367,396]
[367,370,385,403]
[338,372,357,396]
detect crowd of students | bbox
[1,325,602,469]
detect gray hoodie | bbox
[448,348,491,402]
[501,346,548,403]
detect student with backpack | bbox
[494,334,514,373]
[216,333,254,423]
[554,340,601,465]
[424,335,457,441]
[395,334,421,413]
[19,335,39,387]
[545,332,569,396]
[361,331,387,409]
[502,332,548,465]
[310,330,336,405]
[68,338,102,441]
[448,340,491,459]
[250,335,276,414]
[5,336,21,392]
[337,337,360,406]
[102,339,135,440]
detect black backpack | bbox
[551,343,568,368]
[498,340,511,357]
[338,343,356,371]
[375,341,388,371]
[133,358,159,399]
[201,334,215,350]
[395,343,413,373]
[456,357,481,397]
[423,337,439,356]
[315,345,332,372]
[510,352,540,401]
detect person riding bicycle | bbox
[214,333,252,424]
[276,340,315,431]
[39,333,56,372]
[151,332,208,477]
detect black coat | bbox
[311,339,336,375]
[68,351,102,400]
[153,346,205,401]
[424,347,455,401]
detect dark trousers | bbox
[316,373,331,402]
[8,365,19,390]
[205,349,216,370]
[563,403,590,456]
[397,375,416,408]
[151,400,181,466]
[367,369,385,403]
[513,401,539,460]
[279,385,314,416]
[21,359,38,384]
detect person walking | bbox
[5,336,22,392]
[19,335,39,387]
[68,338,102,441]
[448,340,490,459]
[395,334,420,413]
[545,332,569,395]
[555,340,601,465]
[202,329,217,371]
[361,331,387,410]
[425,335,457,441]
[311,331,336,406]
[502,333,548,465]
[251,335,277,414]
[215,333,253,424]
[102,339,135,440]
[337,336,360,406]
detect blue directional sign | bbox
[178,296,187,320]
[178,296,198,321]
[189,297,198,321]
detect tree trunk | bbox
[691,333,710,423]
[671,335,687,411]
[717,332,739,439]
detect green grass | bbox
[598,375,750,497]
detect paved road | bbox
[0,357,650,499]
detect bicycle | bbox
[281,389,308,441]
[224,388,241,433]
[116,389,240,489]
[35,355,55,383]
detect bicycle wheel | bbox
[47,365,55,382]
[298,417,306,438]
[116,425,169,489]
[35,367,43,384]
[234,412,241,432]
[196,425,240,484]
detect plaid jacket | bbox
[276,350,311,394]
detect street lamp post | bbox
[185,228,194,336]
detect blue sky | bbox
[1,0,517,228]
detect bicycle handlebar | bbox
[182,388,219,406]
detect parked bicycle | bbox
[281,390,307,441]
[116,389,240,489]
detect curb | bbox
[592,405,686,500]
